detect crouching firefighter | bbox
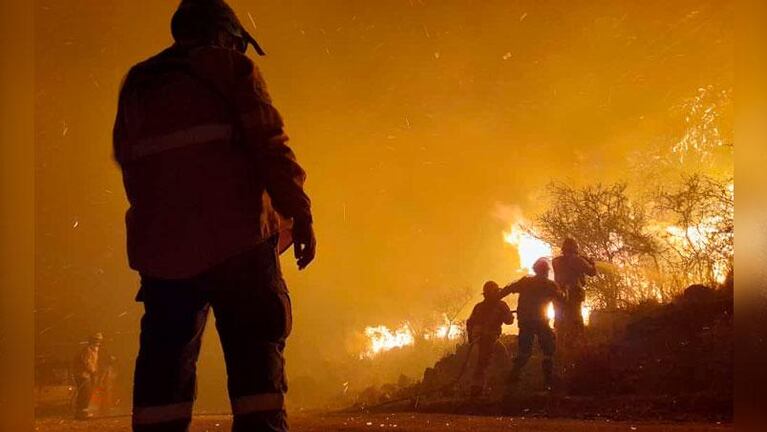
[466,281,515,397]
[499,258,564,391]
[113,1,315,431]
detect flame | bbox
[428,315,464,341]
[665,217,730,284]
[544,302,591,328]
[546,302,555,328]
[665,225,708,249]
[503,223,553,274]
[362,324,415,358]
[581,304,591,326]
[361,315,464,358]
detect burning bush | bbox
[511,174,733,310]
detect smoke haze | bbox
[35,0,733,410]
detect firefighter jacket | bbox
[552,254,596,302]
[113,45,311,279]
[500,275,563,327]
[73,345,99,378]
[466,299,514,340]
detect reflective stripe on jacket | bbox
[114,45,311,278]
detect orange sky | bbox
[34,0,733,408]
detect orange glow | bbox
[362,324,415,358]
[32,0,733,409]
[581,304,592,326]
[546,302,556,328]
[362,315,464,358]
[503,223,553,275]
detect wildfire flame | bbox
[546,302,555,327]
[361,315,464,358]
[426,315,464,341]
[665,219,730,284]
[363,324,415,358]
[503,223,553,274]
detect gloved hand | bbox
[292,218,316,270]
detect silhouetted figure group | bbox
[466,238,596,396]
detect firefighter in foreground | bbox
[113,1,315,431]
[499,259,564,390]
[72,333,103,419]
[466,281,515,397]
[552,238,596,344]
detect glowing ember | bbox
[503,223,553,274]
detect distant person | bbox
[97,355,119,416]
[499,259,563,390]
[466,281,515,397]
[113,1,315,431]
[72,332,103,419]
[552,238,596,341]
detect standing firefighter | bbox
[466,281,515,397]
[552,238,596,342]
[113,1,315,431]
[499,259,563,390]
[72,333,103,419]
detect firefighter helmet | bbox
[171,0,266,55]
[561,237,579,254]
[532,258,550,276]
[482,281,500,297]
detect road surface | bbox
[36,413,732,432]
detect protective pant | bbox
[509,322,556,386]
[470,335,498,395]
[132,238,291,432]
[74,374,94,418]
[555,298,585,352]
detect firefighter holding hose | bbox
[552,238,597,345]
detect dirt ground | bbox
[35,413,732,432]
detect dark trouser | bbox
[555,298,584,350]
[510,322,556,385]
[74,374,94,418]
[132,238,291,432]
[471,335,499,392]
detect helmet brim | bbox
[242,30,266,56]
